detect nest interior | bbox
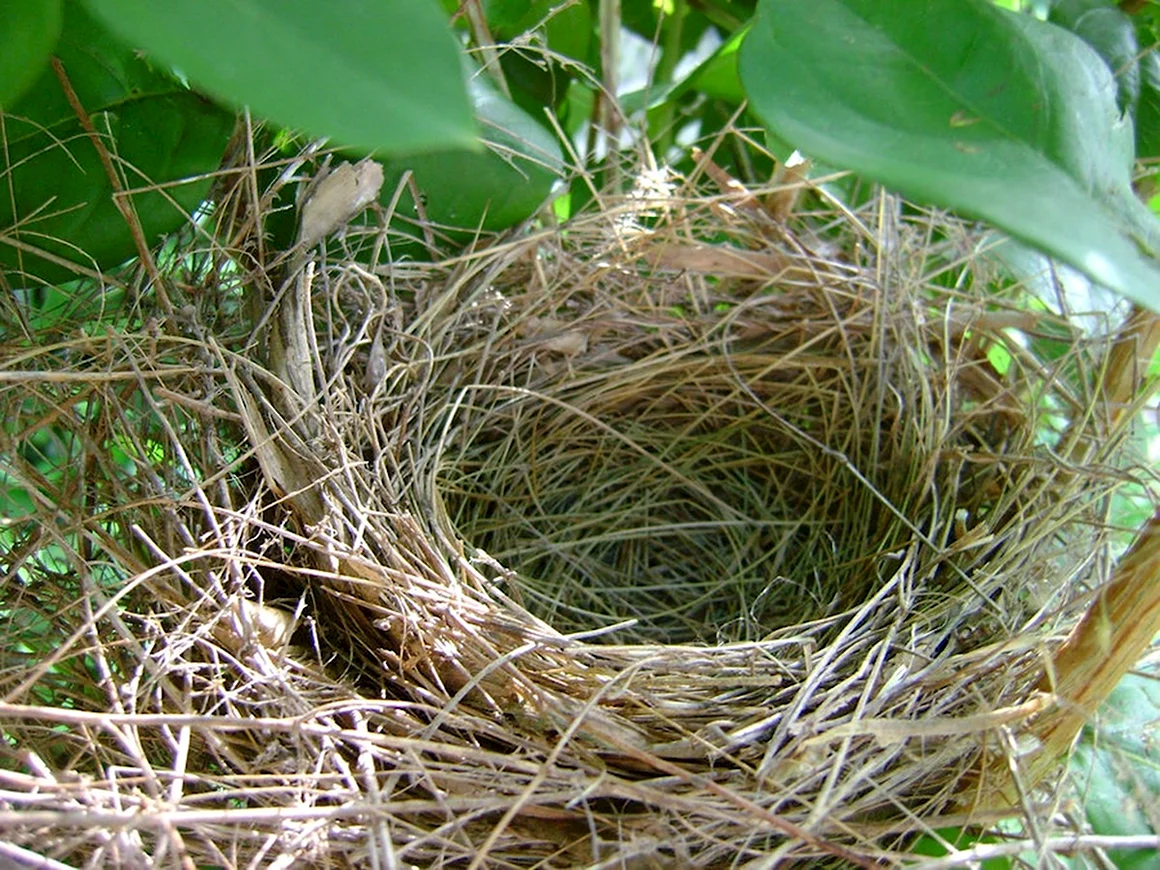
[0,148,1150,868]
[441,255,993,647]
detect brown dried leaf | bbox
[298,158,385,249]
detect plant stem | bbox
[654,0,688,160]
[598,0,622,186]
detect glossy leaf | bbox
[1,2,234,286]
[500,0,591,121]
[987,235,1123,336]
[13,1,169,127]
[483,0,547,35]
[83,0,475,156]
[0,0,62,106]
[1137,46,1160,160]
[541,0,592,67]
[374,76,563,253]
[690,28,746,105]
[1049,0,1160,159]
[1049,0,1139,114]
[484,0,590,58]
[739,0,1160,312]
[620,27,747,115]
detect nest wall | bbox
[0,165,1148,867]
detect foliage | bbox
[367,77,564,254]
[84,0,476,156]
[0,0,60,106]
[739,0,1160,312]
[5,0,1160,301]
[1070,669,1160,870]
[0,2,234,285]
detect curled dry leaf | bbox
[297,158,385,250]
[767,150,812,222]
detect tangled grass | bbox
[0,134,1154,867]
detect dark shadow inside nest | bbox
[437,348,940,645]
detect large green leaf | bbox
[1048,0,1160,161]
[1130,8,1160,163]
[373,76,564,253]
[82,0,475,157]
[10,0,171,127]
[1049,0,1139,115]
[738,0,1160,312]
[689,28,747,105]
[1,2,234,287]
[1138,50,1160,161]
[482,0,590,58]
[620,27,749,116]
[0,0,62,106]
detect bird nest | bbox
[0,143,1154,868]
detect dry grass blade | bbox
[0,128,1154,868]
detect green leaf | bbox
[738,0,1160,313]
[507,0,591,118]
[484,0,591,58]
[541,0,592,67]
[0,0,62,107]
[1137,47,1160,160]
[374,76,564,253]
[1049,0,1139,115]
[689,27,747,105]
[619,26,749,120]
[1,2,234,286]
[986,234,1122,331]
[1048,0,1160,160]
[483,0,546,35]
[1071,671,1160,870]
[11,1,171,129]
[910,826,1011,869]
[82,0,476,156]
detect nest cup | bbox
[300,171,1122,859]
[437,220,1007,647]
[0,153,1148,867]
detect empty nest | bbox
[0,147,1150,868]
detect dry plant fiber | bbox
[0,142,1155,868]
